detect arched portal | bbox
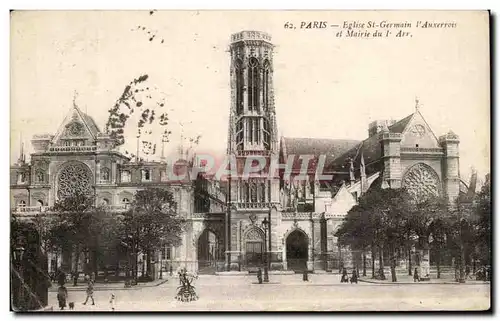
[244,227,265,269]
[197,229,220,274]
[286,230,308,272]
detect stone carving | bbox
[64,121,85,137]
[402,163,440,201]
[57,162,93,199]
[411,124,426,137]
[245,227,264,241]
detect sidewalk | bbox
[359,274,490,285]
[48,278,170,292]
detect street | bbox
[49,274,491,311]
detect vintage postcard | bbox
[9,10,490,312]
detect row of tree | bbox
[335,174,491,282]
[11,188,185,283]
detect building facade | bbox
[11,30,474,276]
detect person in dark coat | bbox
[57,285,68,310]
[413,268,420,282]
[57,269,66,286]
[257,268,263,284]
[341,268,349,283]
[350,268,358,284]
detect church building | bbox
[10,30,475,276]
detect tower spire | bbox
[73,90,78,108]
[18,132,25,164]
[349,158,355,184]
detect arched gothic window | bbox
[18,200,26,207]
[236,119,244,150]
[263,60,270,112]
[121,170,131,183]
[247,57,260,112]
[250,181,258,203]
[142,169,151,182]
[263,118,270,150]
[402,163,440,202]
[235,59,244,116]
[101,168,110,182]
[260,182,266,203]
[122,198,130,205]
[57,162,93,200]
[36,170,44,183]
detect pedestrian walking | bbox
[413,268,419,282]
[303,270,309,282]
[341,268,349,283]
[257,268,263,284]
[82,275,95,305]
[57,284,68,310]
[109,293,116,311]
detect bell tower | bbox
[227,31,278,155]
[226,31,281,271]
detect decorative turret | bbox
[439,130,460,205]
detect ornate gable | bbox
[400,111,440,149]
[51,106,101,147]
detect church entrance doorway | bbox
[286,230,308,272]
[244,228,265,270]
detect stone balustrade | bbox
[48,145,97,153]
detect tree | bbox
[335,186,414,282]
[122,188,185,281]
[51,193,117,278]
[474,173,491,265]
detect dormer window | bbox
[142,169,151,182]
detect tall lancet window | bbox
[263,118,271,150]
[236,119,244,150]
[248,57,259,112]
[235,58,244,116]
[263,60,270,112]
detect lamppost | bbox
[261,218,270,283]
[13,243,26,311]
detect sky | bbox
[10,10,490,181]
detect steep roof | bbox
[73,106,101,138]
[327,112,417,177]
[388,113,414,133]
[281,137,360,173]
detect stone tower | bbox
[226,31,281,271]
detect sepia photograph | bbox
[9,10,491,312]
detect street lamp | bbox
[261,218,270,283]
[13,244,26,311]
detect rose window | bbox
[57,162,93,199]
[402,163,440,201]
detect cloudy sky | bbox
[10,10,490,180]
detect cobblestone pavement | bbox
[49,274,491,312]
